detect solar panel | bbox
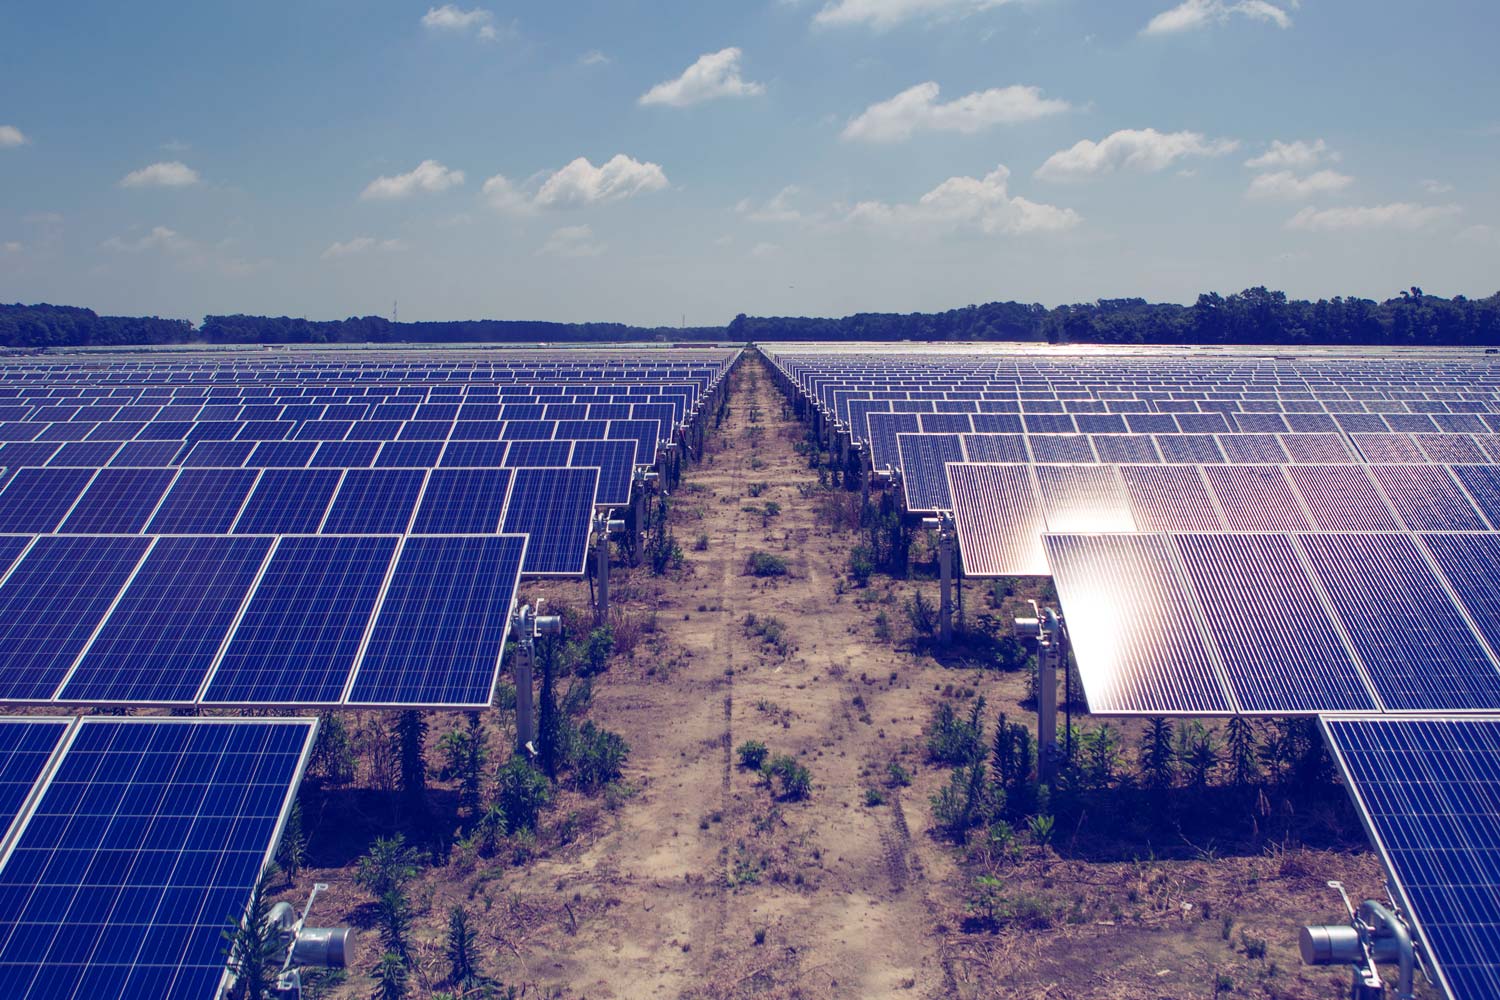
[1298,533,1500,711]
[0,537,31,580]
[1203,465,1311,531]
[347,535,526,705]
[146,468,259,534]
[946,463,1049,577]
[961,433,1028,464]
[204,536,399,705]
[1120,466,1223,531]
[504,440,572,468]
[1420,534,1500,666]
[320,469,426,535]
[1091,434,1160,464]
[866,413,919,472]
[410,468,513,534]
[897,433,964,512]
[0,468,96,533]
[0,537,152,701]
[232,468,340,534]
[1027,434,1095,464]
[1322,715,1500,1000]
[570,439,637,506]
[0,719,69,839]
[0,717,315,1000]
[57,468,177,534]
[501,467,599,576]
[59,536,272,704]
[1286,465,1402,531]
[1372,464,1490,532]
[1172,533,1375,713]
[1043,534,1229,714]
[1449,465,1500,526]
[1035,465,1136,534]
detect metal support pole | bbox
[595,522,609,624]
[1037,610,1061,786]
[939,527,954,646]
[514,611,536,755]
[630,487,645,566]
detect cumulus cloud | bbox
[750,242,781,258]
[421,4,509,40]
[361,160,465,200]
[484,155,669,213]
[1287,202,1461,232]
[1246,169,1354,200]
[639,48,764,107]
[537,225,605,258]
[580,50,610,66]
[321,237,408,259]
[1142,0,1296,35]
[842,82,1069,143]
[1421,179,1455,195]
[1036,129,1237,181]
[101,226,191,253]
[0,126,28,148]
[736,187,803,223]
[119,161,201,188]
[1245,138,1335,169]
[847,164,1081,235]
[813,0,1013,30]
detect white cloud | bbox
[119,161,201,188]
[1287,202,1461,232]
[0,126,28,148]
[538,225,605,258]
[639,48,764,108]
[421,5,508,40]
[1245,138,1335,169]
[813,0,1012,30]
[361,160,465,200]
[1421,179,1455,194]
[101,226,191,253]
[321,237,408,259]
[736,187,803,223]
[580,50,610,66]
[1036,129,1238,181]
[847,164,1081,235]
[1458,224,1496,245]
[483,155,669,214]
[1142,0,1296,35]
[750,242,781,257]
[534,155,668,208]
[1246,169,1354,200]
[842,82,1069,143]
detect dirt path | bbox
[512,353,951,998]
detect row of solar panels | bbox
[0,452,627,537]
[0,716,314,1000]
[0,531,529,707]
[1043,530,1500,717]
[0,396,689,424]
[943,462,1500,576]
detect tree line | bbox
[6,286,1500,349]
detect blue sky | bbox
[1,0,1496,326]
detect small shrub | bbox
[764,754,812,801]
[906,591,938,638]
[736,740,769,770]
[571,722,629,792]
[886,761,912,787]
[848,545,875,586]
[494,756,551,832]
[692,532,709,552]
[747,482,767,498]
[745,551,789,577]
[864,787,885,807]
[873,611,893,643]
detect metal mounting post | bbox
[511,603,562,756]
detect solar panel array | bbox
[1322,716,1500,1000]
[0,347,738,709]
[0,716,315,1000]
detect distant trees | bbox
[7,287,1499,349]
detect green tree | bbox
[378,888,413,959]
[446,905,480,987]
[309,712,355,786]
[1179,722,1221,789]
[275,799,306,880]
[357,834,420,899]
[1140,717,1176,791]
[394,711,428,810]
[1226,716,1261,788]
[371,952,409,1000]
[223,865,281,1000]
[495,756,552,832]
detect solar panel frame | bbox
[897,433,964,513]
[501,467,600,577]
[946,463,1049,577]
[0,718,71,844]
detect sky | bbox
[1,0,1497,327]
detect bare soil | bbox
[298,353,1429,1000]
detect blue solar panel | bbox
[0,719,69,838]
[59,537,272,704]
[0,468,96,533]
[898,433,964,512]
[502,467,599,576]
[961,433,1028,464]
[58,468,176,534]
[504,440,571,468]
[1299,533,1500,711]
[309,440,379,468]
[205,536,399,705]
[1172,533,1376,713]
[0,537,151,701]
[245,440,314,467]
[0,537,31,579]
[1204,464,1311,531]
[1450,465,1500,527]
[178,440,254,468]
[0,718,314,1000]
[375,440,443,468]
[321,469,426,534]
[411,469,512,534]
[347,535,526,705]
[1421,533,1500,664]
[570,439,637,506]
[146,468,259,534]
[608,420,661,468]
[1373,465,1490,531]
[233,469,340,534]
[46,442,121,468]
[1322,716,1500,1000]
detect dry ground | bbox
[297,353,1428,1000]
